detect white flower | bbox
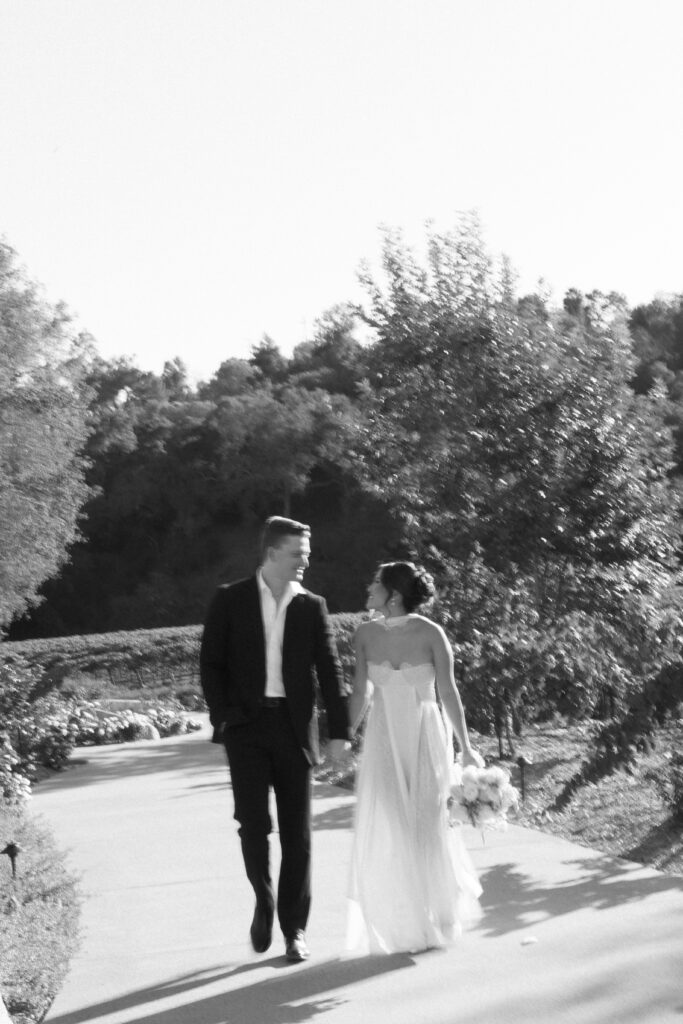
[484,766,509,787]
[462,781,479,802]
[448,763,520,832]
[477,804,497,823]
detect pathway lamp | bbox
[1,841,19,879]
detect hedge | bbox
[0,614,364,697]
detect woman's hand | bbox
[461,748,485,769]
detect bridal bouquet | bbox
[448,763,519,832]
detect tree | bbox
[160,357,190,400]
[9,342,389,634]
[208,385,356,520]
[627,294,683,473]
[353,218,683,734]
[0,242,93,632]
[249,335,289,384]
[630,294,683,373]
[289,304,368,396]
[197,358,259,401]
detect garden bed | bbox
[0,805,80,1024]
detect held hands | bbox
[326,738,352,768]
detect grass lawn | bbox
[471,717,683,876]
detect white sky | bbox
[1,0,682,383]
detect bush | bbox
[329,612,365,681]
[0,741,31,806]
[1,657,202,806]
[314,612,364,748]
[0,614,361,703]
[0,804,80,1024]
[1,660,77,789]
[0,625,203,698]
[65,701,202,747]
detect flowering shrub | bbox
[0,737,32,805]
[1,656,202,804]
[9,702,78,779]
[0,657,35,721]
[448,763,519,831]
[66,702,202,746]
[1,658,74,807]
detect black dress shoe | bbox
[285,930,310,962]
[250,903,274,953]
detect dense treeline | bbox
[3,216,683,737]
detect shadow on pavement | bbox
[34,732,228,794]
[311,803,355,831]
[311,781,354,831]
[478,851,683,937]
[37,744,357,812]
[46,954,414,1024]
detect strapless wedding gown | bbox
[347,661,482,954]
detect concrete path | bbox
[30,716,683,1024]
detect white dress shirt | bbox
[257,570,305,698]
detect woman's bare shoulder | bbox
[354,618,377,641]
[411,613,440,631]
[412,615,448,644]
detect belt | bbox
[260,697,288,709]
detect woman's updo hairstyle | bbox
[378,561,435,613]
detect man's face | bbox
[269,534,311,584]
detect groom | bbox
[200,516,351,962]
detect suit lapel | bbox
[244,576,266,685]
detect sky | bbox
[1,0,682,383]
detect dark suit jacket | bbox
[199,575,350,764]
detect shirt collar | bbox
[257,569,304,601]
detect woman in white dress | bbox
[347,561,483,955]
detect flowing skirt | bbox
[347,680,482,955]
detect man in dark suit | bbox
[200,516,351,962]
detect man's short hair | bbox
[260,516,310,561]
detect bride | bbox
[347,561,483,955]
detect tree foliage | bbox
[9,342,384,635]
[352,217,683,733]
[0,243,92,632]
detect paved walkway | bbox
[30,716,683,1024]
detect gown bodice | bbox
[367,661,437,704]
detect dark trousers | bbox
[224,704,311,937]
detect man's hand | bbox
[326,738,351,766]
